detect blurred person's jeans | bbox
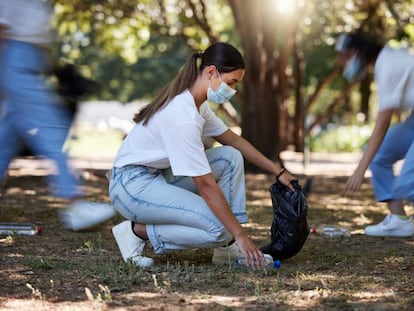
[0,39,78,199]
[370,112,414,202]
[108,146,248,254]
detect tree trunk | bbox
[293,37,305,152]
[228,0,298,170]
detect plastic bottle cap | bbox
[273,260,281,268]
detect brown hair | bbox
[133,42,245,125]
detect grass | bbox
[0,155,413,310]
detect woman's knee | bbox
[222,145,243,163]
[207,145,243,167]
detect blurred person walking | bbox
[336,32,414,237]
[0,0,115,230]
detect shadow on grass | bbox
[0,165,413,310]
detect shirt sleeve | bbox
[200,103,228,137]
[163,121,212,177]
[375,48,411,111]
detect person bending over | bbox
[108,42,295,269]
[336,33,414,237]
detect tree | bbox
[227,1,302,167]
[52,0,300,167]
[51,0,414,164]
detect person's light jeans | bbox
[370,112,414,202]
[108,146,248,254]
[0,39,78,198]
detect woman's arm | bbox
[193,173,267,269]
[214,129,296,189]
[344,108,393,196]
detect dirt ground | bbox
[0,153,413,311]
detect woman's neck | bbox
[189,79,207,108]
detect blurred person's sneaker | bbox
[212,241,273,266]
[365,214,414,237]
[112,220,153,268]
[60,201,116,231]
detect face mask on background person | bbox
[342,54,367,82]
[207,70,236,104]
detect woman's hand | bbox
[235,233,268,270]
[277,170,296,191]
[344,169,365,197]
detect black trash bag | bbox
[261,179,309,260]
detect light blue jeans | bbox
[370,112,414,202]
[0,40,78,198]
[108,146,248,254]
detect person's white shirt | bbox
[114,90,228,177]
[375,45,414,112]
[0,0,53,45]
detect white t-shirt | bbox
[0,0,53,45]
[375,45,414,112]
[114,90,228,176]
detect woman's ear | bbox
[205,65,217,79]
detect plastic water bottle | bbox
[0,222,42,235]
[310,225,351,237]
[234,258,281,269]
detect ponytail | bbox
[133,52,202,125]
[133,42,244,125]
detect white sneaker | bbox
[212,242,273,265]
[60,201,117,231]
[112,220,153,268]
[365,214,414,237]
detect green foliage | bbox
[88,35,193,102]
[51,0,236,103]
[303,45,336,87]
[49,0,414,138]
[310,124,372,152]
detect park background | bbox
[1,1,414,310]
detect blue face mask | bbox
[207,71,236,104]
[343,54,367,82]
